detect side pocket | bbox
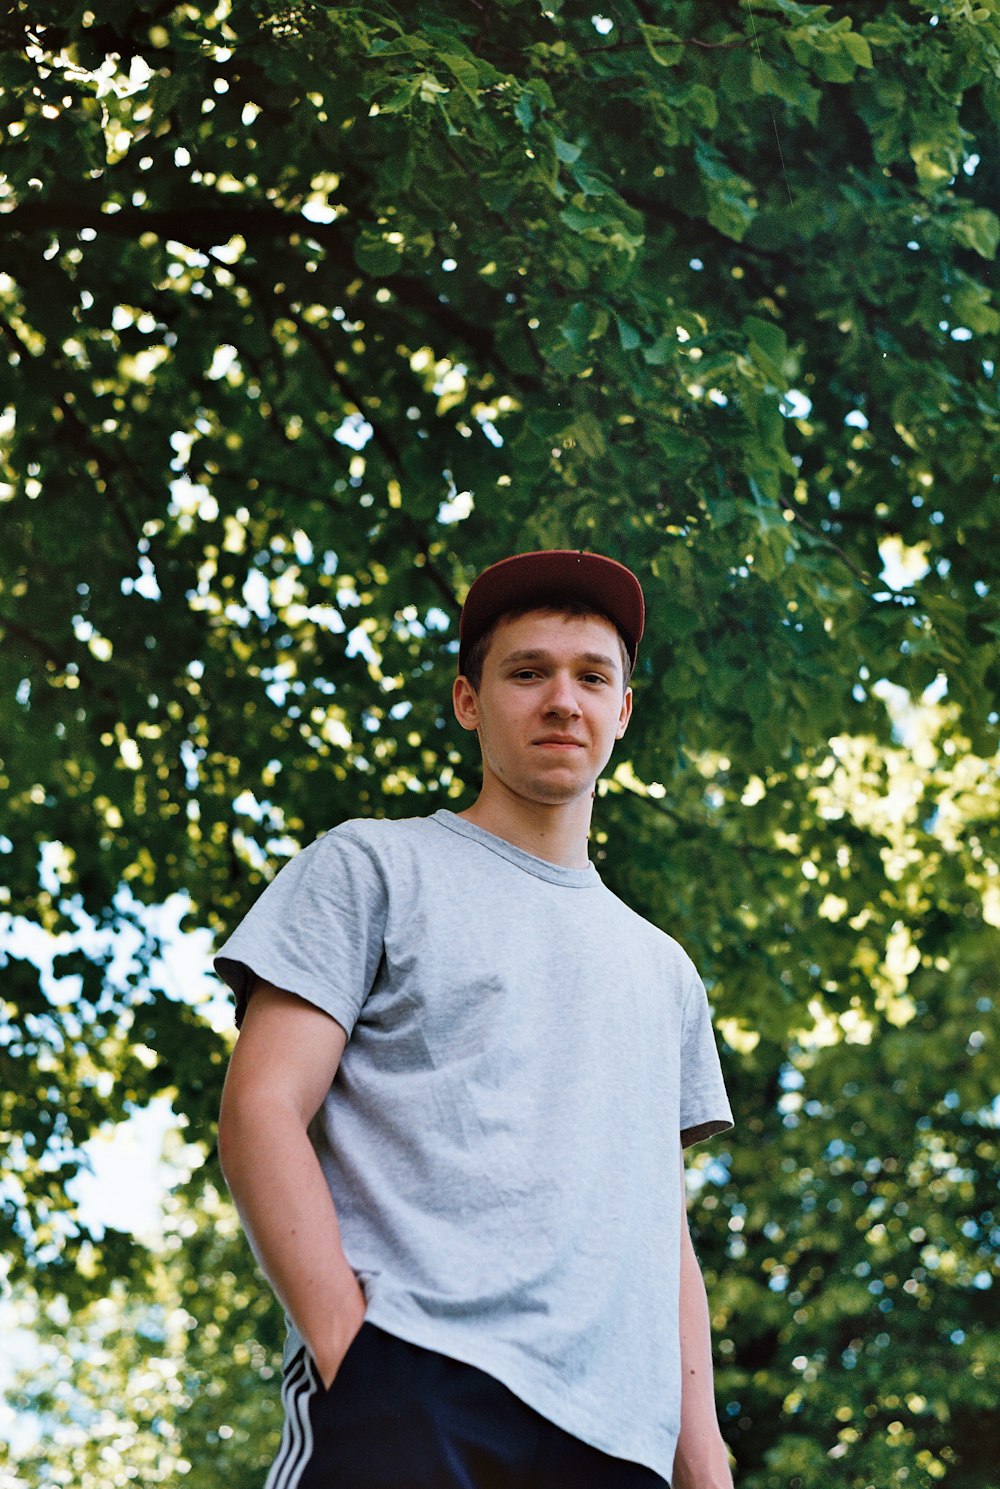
[307,1319,373,1396]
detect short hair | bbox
[460,597,633,692]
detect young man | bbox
[216,550,735,1489]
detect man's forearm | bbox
[674,1197,734,1488]
[219,1088,365,1385]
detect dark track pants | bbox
[265,1323,669,1489]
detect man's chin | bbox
[521,775,596,806]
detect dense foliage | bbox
[2,2,998,1485]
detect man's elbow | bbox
[217,1074,264,1192]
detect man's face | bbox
[453,609,633,807]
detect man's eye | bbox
[582,673,608,685]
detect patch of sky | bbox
[963,153,980,176]
[334,413,374,450]
[477,416,504,448]
[169,475,219,521]
[262,663,294,706]
[121,555,161,600]
[873,678,926,746]
[442,258,457,272]
[180,738,203,788]
[878,534,931,592]
[844,409,868,429]
[232,788,266,821]
[690,258,704,270]
[346,625,378,664]
[394,605,426,640]
[310,604,346,633]
[243,567,270,618]
[206,343,238,381]
[684,1155,730,1195]
[950,326,972,341]
[425,606,451,633]
[2,850,232,1312]
[302,199,338,224]
[592,14,614,33]
[781,389,812,418]
[67,1097,179,1242]
[438,488,475,524]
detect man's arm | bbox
[673,1152,735,1488]
[217,980,366,1387]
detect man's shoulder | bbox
[313,811,447,860]
[600,883,699,976]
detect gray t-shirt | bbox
[215,809,733,1482]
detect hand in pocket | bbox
[311,1285,368,1390]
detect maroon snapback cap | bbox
[458,550,645,675]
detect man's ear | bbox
[452,674,481,732]
[615,686,633,740]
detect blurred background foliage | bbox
[1,1,998,1485]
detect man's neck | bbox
[457,789,594,869]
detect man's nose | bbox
[543,673,581,715]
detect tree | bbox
[2,2,998,1484]
[3,1171,285,1489]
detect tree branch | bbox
[3,196,542,393]
[0,611,119,706]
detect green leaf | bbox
[642,333,678,366]
[377,78,420,114]
[615,314,641,351]
[748,57,822,123]
[702,183,755,242]
[439,54,482,105]
[515,88,535,130]
[571,163,613,198]
[638,24,683,67]
[841,29,873,68]
[565,411,606,459]
[948,207,1000,261]
[744,315,797,385]
[554,137,582,165]
[560,301,597,352]
[353,232,403,276]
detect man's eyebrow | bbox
[499,648,619,670]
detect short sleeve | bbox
[678,969,734,1148]
[214,827,388,1032]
